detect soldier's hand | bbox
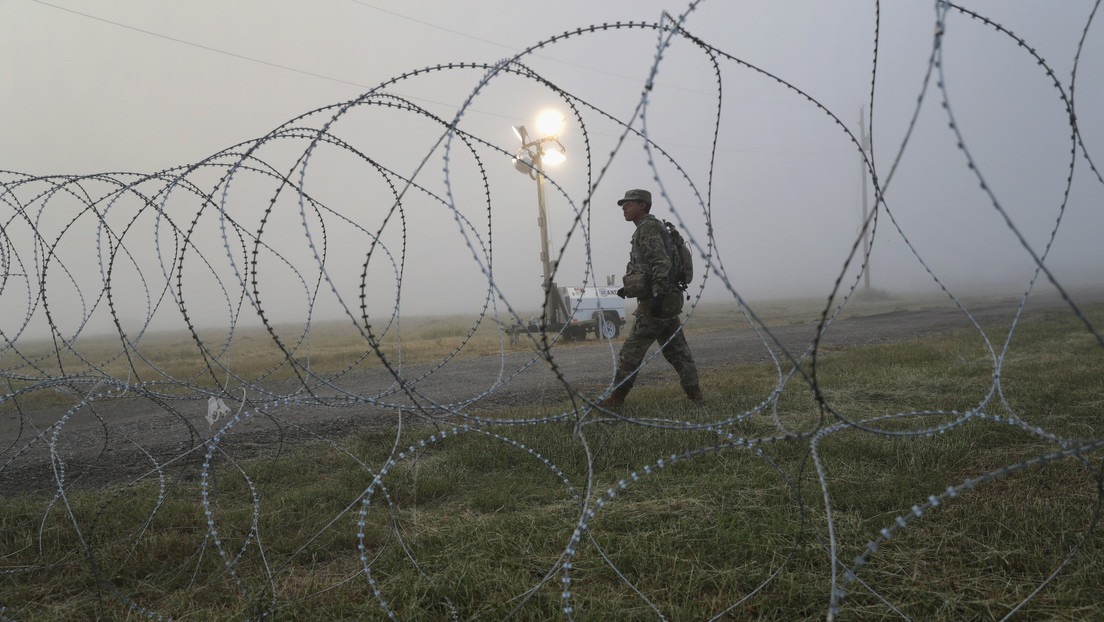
[616,287,626,299]
[650,295,664,317]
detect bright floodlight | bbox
[535,110,564,138]
[542,146,566,166]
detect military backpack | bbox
[662,220,694,293]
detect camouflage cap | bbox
[616,189,652,206]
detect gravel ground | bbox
[2,288,1099,495]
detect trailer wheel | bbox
[608,312,622,338]
[597,313,619,339]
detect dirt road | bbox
[2,289,1098,494]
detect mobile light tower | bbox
[512,110,568,330]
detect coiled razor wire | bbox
[2,1,1103,619]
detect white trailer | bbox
[504,284,627,344]
[556,285,627,341]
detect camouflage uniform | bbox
[614,213,700,394]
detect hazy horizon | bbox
[3,1,1101,343]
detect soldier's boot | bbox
[685,385,704,405]
[599,388,630,409]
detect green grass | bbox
[1,303,1102,620]
[0,315,514,407]
[0,291,1026,407]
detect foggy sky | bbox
[2,1,1102,338]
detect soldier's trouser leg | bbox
[614,314,661,392]
[656,318,700,391]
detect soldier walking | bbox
[599,189,703,408]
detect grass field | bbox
[1,298,1102,620]
[0,289,1007,400]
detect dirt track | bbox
[2,289,1099,494]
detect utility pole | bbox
[859,106,872,292]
